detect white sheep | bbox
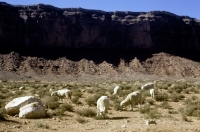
[49,88,53,93]
[97,96,110,117]
[19,86,25,90]
[150,88,155,98]
[120,91,142,111]
[51,89,72,103]
[141,82,154,91]
[113,86,121,96]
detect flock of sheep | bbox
[50,82,156,118]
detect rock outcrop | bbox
[5,96,43,115]
[19,102,46,119]
[0,2,200,51]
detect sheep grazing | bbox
[113,86,121,96]
[141,82,154,91]
[97,96,110,117]
[51,89,72,103]
[120,91,142,111]
[150,88,155,98]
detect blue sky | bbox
[4,0,200,19]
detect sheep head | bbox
[51,91,57,96]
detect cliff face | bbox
[0,2,200,51]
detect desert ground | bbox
[1,74,200,132]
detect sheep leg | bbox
[138,103,141,108]
[130,104,133,111]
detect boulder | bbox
[5,96,43,115]
[19,102,46,119]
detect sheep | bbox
[49,88,53,93]
[19,86,25,90]
[51,89,72,103]
[120,91,142,111]
[150,88,155,98]
[113,86,121,96]
[141,82,154,91]
[97,96,110,117]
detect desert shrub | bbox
[12,90,25,98]
[142,90,151,98]
[170,93,185,102]
[159,101,171,109]
[183,88,190,94]
[42,96,59,110]
[0,100,5,107]
[121,84,132,90]
[144,108,160,119]
[71,96,80,104]
[191,87,199,93]
[86,89,94,94]
[47,102,60,110]
[119,89,134,97]
[191,95,198,100]
[0,88,9,93]
[38,89,49,98]
[32,84,41,89]
[168,110,178,114]
[145,99,155,105]
[0,108,7,120]
[85,94,101,106]
[170,83,187,93]
[76,108,96,117]
[0,92,14,99]
[54,108,65,117]
[109,95,118,101]
[59,103,74,112]
[0,83,4,88]
[35,122,50,129]
[94,88,106,95]
[182,115,192,122]
[139,104,150,114]
[155,92,168,102]
[168,89,173,94]
[156,82,171,90]
[76,116,87,124]
[30,89,36,94]
[108,87,115,95]
[181,96,200,118]
[72,89,83,97]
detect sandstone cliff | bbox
[1,2,200,79]
[0,2,200,51]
